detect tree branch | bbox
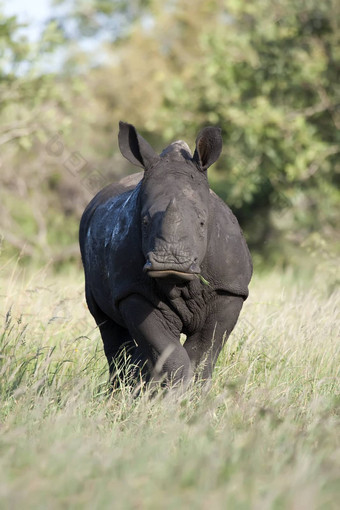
[0,124,39,146]
[1,231,35,257]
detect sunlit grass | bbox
[0,263,339,509]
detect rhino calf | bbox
[79,122,252,388]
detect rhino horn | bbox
[162,198,181,236]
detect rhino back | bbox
[204,191,252,298]
[79,172,143,236]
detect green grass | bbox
[0,263,339,509]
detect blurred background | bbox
[0,0,339,274]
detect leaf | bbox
[198,275,210,286]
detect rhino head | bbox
[118,122,222,281]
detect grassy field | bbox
[0,261,339,509]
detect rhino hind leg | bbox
[85,289,148,386]
[184,294,244,380]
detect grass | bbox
[0,262,339,509]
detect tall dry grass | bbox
[0,262,339,509]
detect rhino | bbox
[79,122,252,388]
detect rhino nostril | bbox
[143,259,153,272]
[189,261,200,273]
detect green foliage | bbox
[0,9,88,267]
[148,0,340,251]
[58,0,340,257]
[0,0,339,268]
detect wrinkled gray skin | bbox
[79,122,252,388]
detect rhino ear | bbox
[193,127,223,171]
[118,121,159,170]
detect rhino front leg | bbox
[184,293,244,380]
[119,294,193,386]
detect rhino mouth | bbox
[143,256,200,281]
[147,269,197,281]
